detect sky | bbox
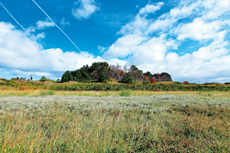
[0,0,230,83]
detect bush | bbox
[121,73,135,84]
[40,91,55,95]
[174,81,182,85]
[150,78,156,83]
[108,77,115,82]
[143,81,150,85]
[0,78,7,81]
[119,91,131,97]
[98,73,108,82]
[183,81,189,85]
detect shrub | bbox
[150,78,156,83]
[143,81,150,85]
[108,77,115,82]
[40,91,55,95]
[0,78,7,81]
[121,73,135,84]
[40,76,48,82]
[183,81,189,85]
[98,73,108,82]
[143,75,150,82]
[174,81,182,85]
[119,91,131,97]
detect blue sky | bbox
[0,0,230,83]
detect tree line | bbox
[61,62,172,83]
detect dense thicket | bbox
[61,62,172,83]
[61,62,110,82]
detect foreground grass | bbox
[0,95,230,152]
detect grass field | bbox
[0,91,230,152]
[1,89,230,97]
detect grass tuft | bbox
[119,91,131,97]
[40,90,55,96]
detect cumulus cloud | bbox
[118,2,164,35]
[72,0,99,19]
[0,22,104,78]
[36,18,55,30]
[175,18,225,41]
[103,0,230,82]
[103,34,147,59]
[139,2,164,15]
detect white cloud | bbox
[119,2,164,35]
[97,45,107,53]
[139,2,164,15]
[102,0,230,82]
[175,18,224,41]
[12,70,52,77]
[35,32,45,39]
[72,0,99,19]
[0,22,104,78]
[103,34,147,59]
[36,18,55,30]
[107,58,127,67]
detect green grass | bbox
[0,95,230,152]
[119,91,131,97]
[40,90,55,96]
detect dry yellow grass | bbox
[0,89,230,97]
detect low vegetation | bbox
[1,79,230,92]
[0,95,230,152]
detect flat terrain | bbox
[0,91,230,152]
[1,89,230,97]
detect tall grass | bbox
[0,95,230,152]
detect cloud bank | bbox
[0,22,104,78]
[102,0,230,83]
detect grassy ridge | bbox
[1,80,230,91]
[0,95,230,152]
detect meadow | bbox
[0,90,230,152]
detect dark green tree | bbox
[61,71,72,82]
[89,62,110,80]
[121,73,135,84]
[98,73,108,82]
[161,72,172,81]
[71,70,83,82]
[80,65,90,81]
[129,65,143,81]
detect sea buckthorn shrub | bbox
[183,81,189,85]
[150,78,156,83]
